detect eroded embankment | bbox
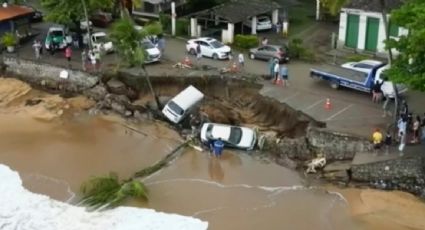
[2,58,425,198]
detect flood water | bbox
[0,79,424,229]
[0,113,358,229]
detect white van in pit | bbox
[162,85,204,124]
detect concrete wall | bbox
[338,8,408,54]
[2,57,99,91]
[351,156,425,196]
[306,127,373,161]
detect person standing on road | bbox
[397,116,407,142]
[273,60,280,84]
[157,35,165,56]
[65,46,72,67]
[89,51,96,71]
[384,131,392,155]
[196,43,202,62]
[261,37,268,46]
[372,128,383,154]
[32,40,41,59]
[413,115,421,143]
[81,49,87,71]
[398,131,406,156]
[268,58,275,80]
[238,53,244,69]
[280,64,289,87]
[371,80,383,103]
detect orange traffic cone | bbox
[276,78,282,85]
[183,56,192,66]
[324,98,332,110]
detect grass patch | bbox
[287,0,316,37]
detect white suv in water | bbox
[200,123,257,150]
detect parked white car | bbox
[84,32,114,53]
[186,37,231,60]
[141,39,161,63]
[375,65,408,98]
[200,123,257,150]
[244,16,272,31]
[341,60,383,73]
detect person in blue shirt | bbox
[213,138,225,158]
[280,64,289,87]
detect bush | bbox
[1,32,17,47]
[287,38,316,62]
[176,18,189,36]
[234,35,258,49]
[346,54,370,62]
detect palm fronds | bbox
[80,172,148,209]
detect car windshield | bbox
[228,127,243,145]
[142,40,155,49]
[210,40,224,49]
[50,30,63,37]
[167,101,184,115]
[96,35,109,43]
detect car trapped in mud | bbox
[200,123,257,150]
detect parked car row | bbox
[162,85,257,151]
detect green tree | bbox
[109,16,161,108]
[386,0,425,91]
[320,0,349,15]
[40,0,113,25]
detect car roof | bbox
[258,16,270,20]
[194,37,217,42]
[93,32,106,36]
[49,27,65,31]
[208,123,231,140]
[358,60,383,66]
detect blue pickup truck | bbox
[310,61,407,98]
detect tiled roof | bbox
[344,0,404,12]
[0,5,33,21]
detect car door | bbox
[256,46,267,59]
[199,41,211,57]
[263,46,277,60]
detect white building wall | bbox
[338,8,406,54]
[337,12,347,48]
[357,14,367,50]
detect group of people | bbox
[372,101,425,156]
[269,58,289,86]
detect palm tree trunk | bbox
[81,0,92,50]
[140,65,161,110]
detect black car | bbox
[29,7,43,23]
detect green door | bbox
[365,17,380,51]
[345,14,359,48]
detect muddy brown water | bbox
[0,78,422,229]
[0,112,360,229]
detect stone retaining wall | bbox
[306,127,373,161]
[2,57,98,92]
[351,156,425,196]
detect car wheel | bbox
[330,81,340,89]
[189,48,196,55]
[212,53,219,60]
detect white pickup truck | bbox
[83,32,114,53]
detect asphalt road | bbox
[161,38,399,137]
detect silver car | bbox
[249,45,289,63]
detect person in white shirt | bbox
[273,60,280,83]
[238,53,244,69]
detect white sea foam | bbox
[0,164,208,230]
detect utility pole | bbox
[171,1,176,36]
[81,0,92,50]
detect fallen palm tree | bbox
[80,141,190,209]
